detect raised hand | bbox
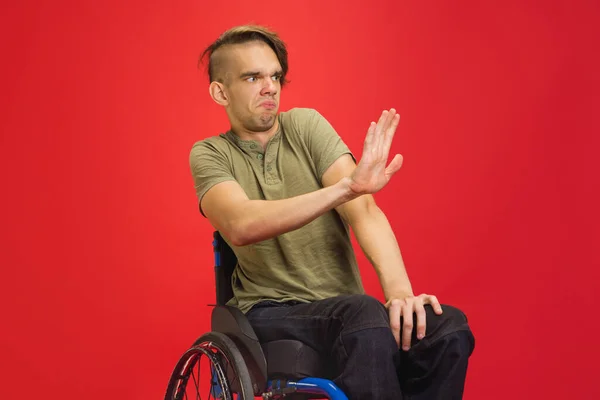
[349,109,403,195]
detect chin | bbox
[257,114,276,129]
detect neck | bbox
[230,117,279,149]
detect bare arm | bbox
[201,177,357,246]
[323,154,444,351]
[201,109,403,247]
[322,154,413,300]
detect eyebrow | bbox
[239,70,283,79]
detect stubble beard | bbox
[250,112,276,132]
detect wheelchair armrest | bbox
[211,305,267,394]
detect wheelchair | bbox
[164,231,349,400]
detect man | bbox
[190,24,475,399]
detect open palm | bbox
[349,109,403,195]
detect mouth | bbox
[260,101,277,110]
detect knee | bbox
[438,304,470,328]
[429,305,475,355]
[335,294,390,332]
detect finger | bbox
[385,108,397,132]
[373,110,391,152]
[363,121,377,150]
[382,113,400,155]
[401,302,414,351]
[377,109,396,155]
[388,300,402,348]
[415,300,427,340]
[427,295,443,315]
[374,110,389,137]
[384,154,404,178]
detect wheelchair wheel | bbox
[165,332,255,400]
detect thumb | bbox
[385,154,404,178]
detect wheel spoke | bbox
[207,363,214,399]
[166,334,252,400]
[191,357,200,398]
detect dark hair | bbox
[199,24,289,86]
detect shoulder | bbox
[279,107,333,139]
[190,134,231,157]
[279,107,323,127]
[189,134,236,170]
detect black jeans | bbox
[246,294,475,400]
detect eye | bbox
[272,74,281,81]
[246,76,257,82]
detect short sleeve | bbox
[293,108,356,180]
[189,139,237,216]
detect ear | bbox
[209,81,229,106]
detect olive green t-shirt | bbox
[189,107,365,313]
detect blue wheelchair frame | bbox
[210,376,347,399]
[213,233,348,400]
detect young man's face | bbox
[219,41,283,133]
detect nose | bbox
[261,78,278,96]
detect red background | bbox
[1,0,598,399]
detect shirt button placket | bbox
[264,138,279,183]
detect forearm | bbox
[231,177,357,246]
[351,204,414,301]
